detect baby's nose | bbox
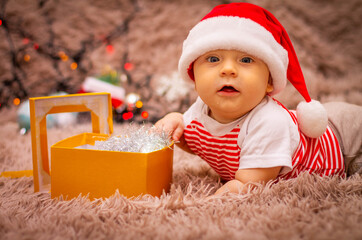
[220,60,238,77]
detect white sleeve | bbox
[238,102,299,174]
[183,97,204,126]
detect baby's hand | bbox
[155,112,184,141]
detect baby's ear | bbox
[266,75,274,93]
[266,84,274,93]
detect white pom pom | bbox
[296,100,328,138]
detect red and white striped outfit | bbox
[184,121,241,180]
[276,101,345,179]
[183,97,345,181]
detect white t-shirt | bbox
[183,96,300,175]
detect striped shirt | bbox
[184,121,241,180]
[277,102,345,179]
[183,98,345,181]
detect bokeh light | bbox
[141,111,149,119]
[106,44,114,54]
[70,62,78,70]
[13,98,20,105]
[124,62,134,71]
[24,54,30,62]
[59,51,69,61]
[120,74,127,83]
[61,55,69,61]
[135,100,143,109]
[22,38,29,44]
[122,112,134,120]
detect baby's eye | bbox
[240,57,253,63]
[207,56,220,63]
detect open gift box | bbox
[29,93,173,200]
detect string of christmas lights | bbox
[0,0,161,123]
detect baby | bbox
[155,3,362,195]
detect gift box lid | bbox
[29,93,113,193]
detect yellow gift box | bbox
[51,133,173,199]
[29,93,173,200]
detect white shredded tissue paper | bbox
[94,125,171,153]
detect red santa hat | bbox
[178,2,327,138]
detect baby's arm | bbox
[214,167,281,195]
[155,112,194,154]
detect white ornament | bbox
[156,72,193,102]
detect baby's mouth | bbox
[218,86,239,93]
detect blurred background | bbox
[0,0,361,127]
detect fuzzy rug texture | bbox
[0,122,361,240]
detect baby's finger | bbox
[154,122,172,136]
[172,126,184,141]
[154,120,164,129]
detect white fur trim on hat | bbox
[296,100,328,138]
[178,16,289,96]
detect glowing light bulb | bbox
[33,43,39,50]
[122,112,134,120]
[13,98,20,105]
[141,111,149,119]
[22,38,30,44]
[135,100,143,109]
[61,55,68,61]
[106,44,114,54]
[24,54,30,62]
[0,19,2,26]
[58,51,69,61]
[70,62,78,70]
[124,62,134,71]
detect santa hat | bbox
[178,2,327,138]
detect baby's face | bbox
[193,49,273,123]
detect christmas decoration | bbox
[125,93,141,111]
[79,66,150,123]
[93,125,171,153]
[0,0,142,111]
[79,65,125,108]
[0,1,194,122]
[124,62,134,71]
[115,93,149,122]
[156,71,193,102]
